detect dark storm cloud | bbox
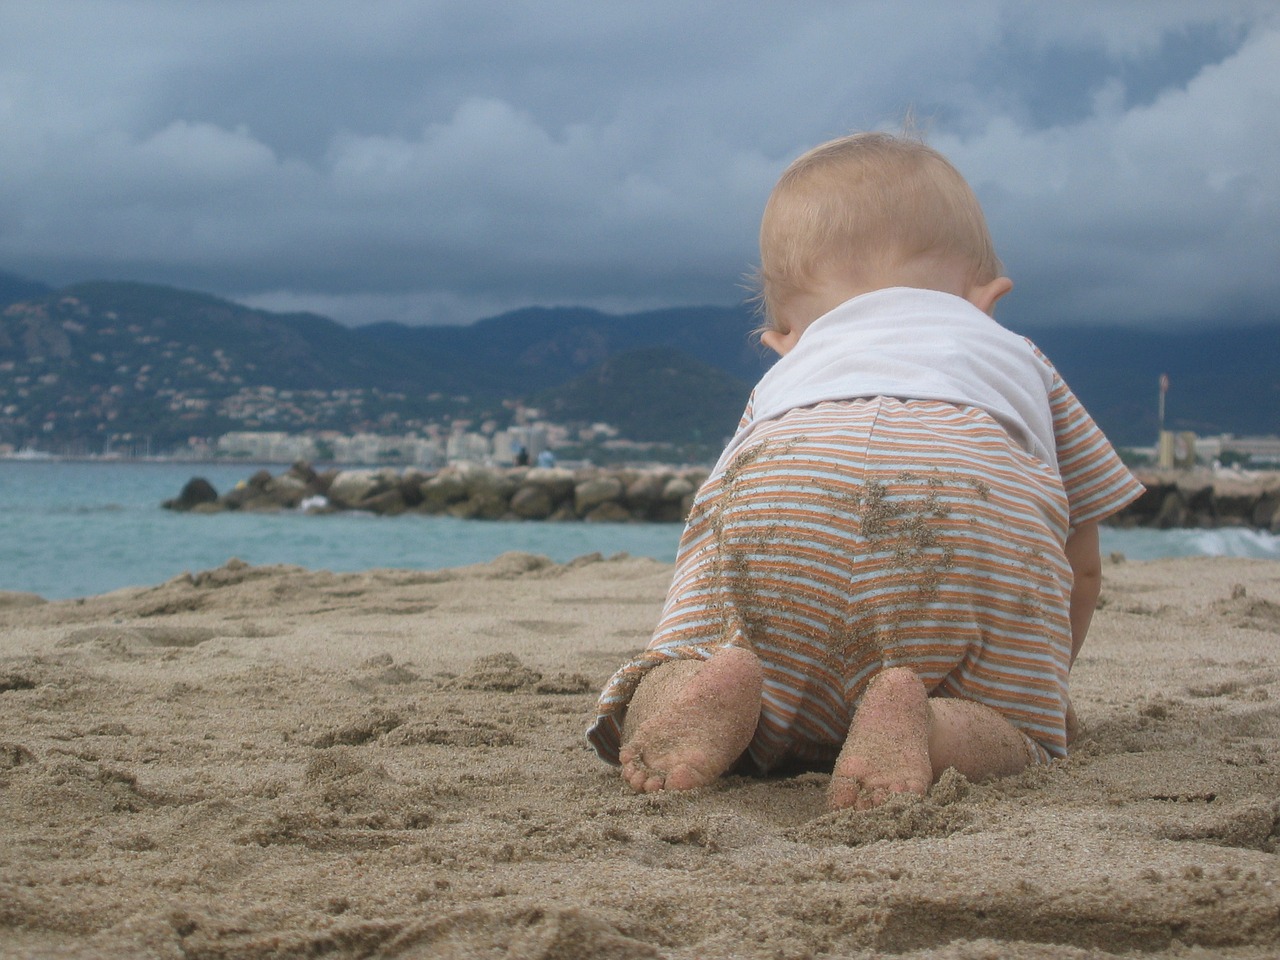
[0,1,1276,327]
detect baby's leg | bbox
[830,667,1033,811]
[618,646,762,793]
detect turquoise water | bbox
[1,460,1277,600]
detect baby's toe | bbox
[621,755,664,793]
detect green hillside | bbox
[534,346,750,460]
[0,275,1276,454]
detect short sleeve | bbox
[736,389,757,431]
[1037,351,1146,526]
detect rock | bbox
[624,472,669,512]
[574,476,624,516]
[163,476,219,511]
[523,467,576,502]
[358,488,407,515]
[510,484,554,520]
[398,470,428,508]
[286,460,318,485]
[327,470,385,507]
[447,498,481,519]
[1114,483,1164,526]
[548,503,578,522]
[584,501,633,523]
[264,472,310,509]
[469,467,518,501]
[1253,494,1278,530]
[1213,481,1262,525]
[649,500,687,523]
[419,466,478,511]
[314,468,340,496]
[421,463,519,519]
[219,473,270,510]
[214,467,317,512]
[463,489,510,520]
[661,476,695,501]
[1154,490,1187,529]
[681,467,710,490]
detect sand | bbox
[1,551,1279,959]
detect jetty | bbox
[164,462,1280,532]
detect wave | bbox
[1101,526,1280,561]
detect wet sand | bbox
[1,552,1278,959]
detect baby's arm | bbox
[1064,521,1102,665]
[1062,521,1101,745]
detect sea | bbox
[2,459,1278,601]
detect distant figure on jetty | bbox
[588,132,1144,810]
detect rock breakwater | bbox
[164,461,705,523]
[1120,469,1280,533]
[163,462,1280,531]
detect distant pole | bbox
[1156,373,1173,469]
[1158,373,1169,434]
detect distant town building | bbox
[216,431,318,462]
[446,429,491,463]
[214,430,445,466]
[1201,434,1280,466]
[492,425,549,465]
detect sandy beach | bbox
[1,551,1278,959]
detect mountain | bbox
[0,276,1276,453]
[1021,324,1280,444]
[0,271,52,307]
[0,282,439,449]
[534,345,750,452]
[359,303,771,394]
[0,281,769,451]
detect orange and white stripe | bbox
[589,371,1143,772]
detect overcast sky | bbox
[2,1,1277,329]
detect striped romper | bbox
[588,300,1144,772]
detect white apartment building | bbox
[216,431,318,462]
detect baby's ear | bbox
[761,328,800,356]
[967,276,1013,316]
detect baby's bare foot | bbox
[829,667,932,811]
[618,646,762,793]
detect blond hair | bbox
[755,132,1002,330]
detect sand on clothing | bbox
[1,551,1279,959]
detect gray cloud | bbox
[1,1,1276,327]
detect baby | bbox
[587,132,1144,810]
